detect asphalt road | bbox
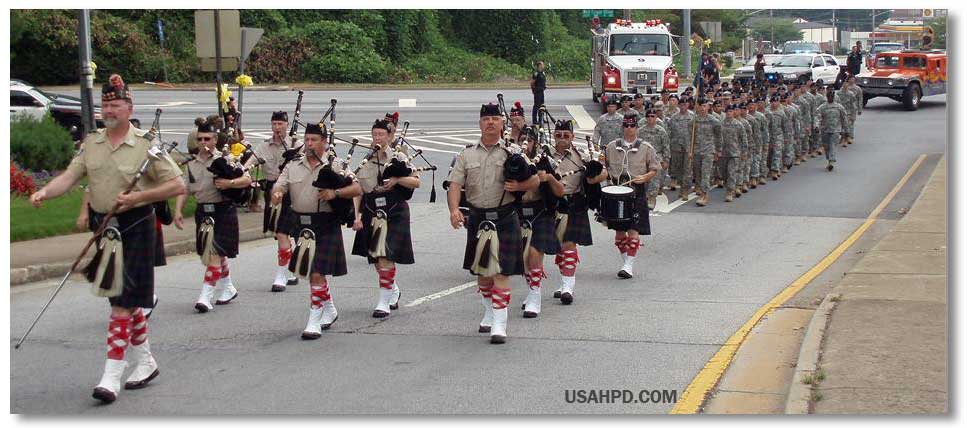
[10,90,946,414]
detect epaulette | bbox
[132,127,149,138]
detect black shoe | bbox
[827,163,834,172]
[389,290,401,310]
[271,284,286,292]
[320,315,338,330]
[490,335,506,344]
[124,369,159,390]
[372,310,389,318]
[215,290,238,305]
[553,290,562,298]
[194,303,210,313]
[92,387,117,403]
[286,278,299,286]
[560,292,573,305]
[301,331,321,340]
[523,311,538,318]
[478,325,492,333]
[617,270,633,279]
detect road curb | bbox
[784,293,840,414]
[10,227,270,286]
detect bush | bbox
[10,114,75,173]
[400,45,528,83]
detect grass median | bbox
[11,189,197,242]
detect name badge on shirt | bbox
[522,207,534,217]
[300,215,312,225]
[203,204,215,213]
[485,211,498,221]
[375,197,387,208]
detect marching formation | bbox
[24,72,864,405]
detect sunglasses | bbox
[645,115,657,118]
[197,137,213,141]
[554,132,570,138]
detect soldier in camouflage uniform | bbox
[750,98,769,187]
[765,95,786,180]
[593,97,623,149]
[780,93,800,170]
[844,76,864,145]
[793,86,814,164]
[804,82,824,157]
[834,83,857,148]
[737,103,755,193]
[719,105,745,202]
[638,109,670,210]
[666,96,694,193]
[814,89,849,171]
[710,100,726,188]
[684,98,722,207]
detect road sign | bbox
[698,21,722,43]
[194,9,241,72]
[240,27,264,63]
[583,10,614,19]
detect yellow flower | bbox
[230,142,246,157]
[704,39,712,48]
[218,84,232,113]
[235,74,254,87]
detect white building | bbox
[794,18,836,45]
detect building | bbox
[793,18,836,45]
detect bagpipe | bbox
[303,99,358,228]
[280,90,307,172]
[495,93,537,200]
[384,120,439,202]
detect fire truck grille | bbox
[627,71,659,86]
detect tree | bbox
[927,18,946,49]
[749,18,803,44]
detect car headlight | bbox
[887,80,894,86]
[607,76,616,85]
[861,78,869,85]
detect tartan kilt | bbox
[154,218,167,267]
[89,205,157,309]
[289,211,348,277]
[560,195,593,246]
[606,184,651,235]
[462,205,524,276]
[263,186,295,236]
[351,193,415,265]
[194,202,240,258]
[518,201,560,256]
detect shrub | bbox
[10,114,75,173]
[401,45,528,83]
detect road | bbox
[10,89,947,414]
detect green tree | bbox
[749,18,803,44]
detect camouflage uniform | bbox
[781,102,799,167]
[805,91,824,153]
[752,108,770,181]
[835,89,857,140]
[794,94,814,158]
[592,112,623,149]
[721,116,745,195]
[814,100,848,163]
[738,113,755,187]
[638,123,670,199]
[765,105,785,173]
[684,113,722,195]
[666,109,696,185]
[846,84,864,141]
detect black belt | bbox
[198,201,233,215]
[291,210,338,227]
[469,204,517,223]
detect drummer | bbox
[602,113,660,279]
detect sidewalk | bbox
[10,211,269,286]
[813,156,947,413]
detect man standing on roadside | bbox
[530,61,547,125]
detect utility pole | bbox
[770,9,774,46]
[214,9,224,122]
[624,9,631,20]
[832,9,837,52]
[77,9,96,136]
[682,9,691,81]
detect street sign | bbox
[240,27,264,63]
[194,9,241,60]
[698,21,722,43]
[199,57,240,72]
[583,9,614,19]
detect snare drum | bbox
[600,185,637,225]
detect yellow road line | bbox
[670,154,927,414]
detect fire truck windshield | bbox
[609,34,670,56]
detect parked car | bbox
[782,41,822,54]
[857,49,947,110]
[10,81,104,141]
[764,53,846,87]
[732,54,783,85]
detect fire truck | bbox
[590,19,680,107]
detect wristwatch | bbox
[334,189,341,198]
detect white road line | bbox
[437,135,477,144]
[565,104,596,130]
[655,192,698,214]
[404,281,477,308]
[405,137,469,149]
[398,98,417,107]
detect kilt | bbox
[89,205,157,309]
[462,204,524,276]
[154,219,166,267]
[351,192,415,264]
[518,201,560,256]
[606,183,651,235]
[289,211,348,277]
[263,182,295,235]
[559,194,593,246]
[195,201,240,259]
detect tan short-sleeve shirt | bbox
[273,156,352,213]
[605,138,660,182]
[184,155,230,204]
[447,140,515,209]
[66,126,182,213]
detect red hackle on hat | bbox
[110,74,124,91]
